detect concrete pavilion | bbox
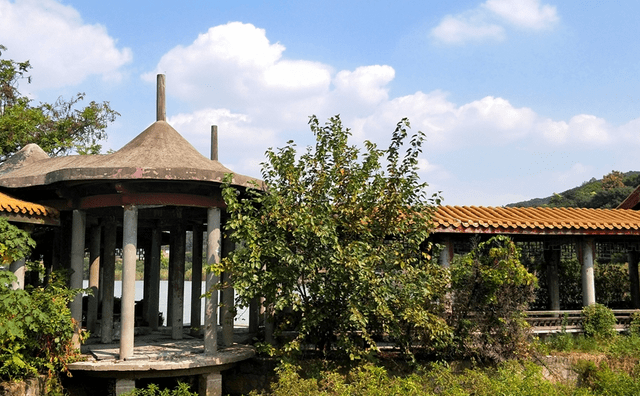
[433,205,640,310]
[0,75,259,395]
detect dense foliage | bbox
[0,45,118,161]
[581,303,617,339]
[124,382,198,396]
[221,115,450,359]
[255,359,640,396]
[508,170,640,209]
[0,271,81,390]
[450,236,537,361]
[529,256,631,310]
[0,218,34,265]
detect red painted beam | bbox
[78,193,225,210]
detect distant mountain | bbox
[506,171,640,209]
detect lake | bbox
[83,280,250,327]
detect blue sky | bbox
[1,0,639,206]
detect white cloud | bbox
[143,22,332,112]
[484,0,559,30]
[430,14,504,45]
[431,0,559,45]
[146,21,635,207]
[0,0,132,91]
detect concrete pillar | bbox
[101,220,116,343]
[70,210,86,350]
[171,224,186,339]
[87,225,101,333]
[167,233,175,326]
[205,208,220,354]
[249,297,259,333]
[9,258,26,290]
[221,229,235,347]
[628,250,640,309]
[221,272,234,346]
[191,224,203,335]
[264,302,275,345]
[439,237,453,268]
[114,378,136,396]
[142,242,151,326]
[577,238,596,306]
[199,371,222,396]
[120,205,138,360]
[544,247,561,311]
[148,227,161,329]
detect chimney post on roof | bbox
[211,125,218,161]
[157,74,166,122]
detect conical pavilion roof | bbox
[0,121,262,189]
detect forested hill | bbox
[506,171,640,209]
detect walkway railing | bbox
[525,310,639,334]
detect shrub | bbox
[628,311,640,336]
[450,236,538,361]
[0,270,81,390]
[124,382,197,396]
[581,303,617,339]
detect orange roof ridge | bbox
[433,205,640,236]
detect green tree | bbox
[220,115,450,359]
[0,45,118,161]
[601,171,624,191]
[0,218,34,265]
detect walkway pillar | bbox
[544,247,561,311]
[628,250,640,309]
[205,208,220,354]
[9,258,26,290]
[148,227,162,329]
[171,224,186,339]
[439,237,453,268]
[577,238,596,306]
[191,224,204,335]
[70,210,86,349]
[87,225,101,333]
[101,219,116,343]
[120,205,138,360]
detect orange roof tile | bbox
[0,191,59,225]
[433,206,640,236]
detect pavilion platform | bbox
[69,328,256,396]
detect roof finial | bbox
[157,74,166,122]
[211,125,218,161]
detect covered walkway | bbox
[433,205,640,310]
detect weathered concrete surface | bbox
[0,121,262,189]
[70,336,254,372]
[0,376,44,396]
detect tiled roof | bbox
[433,206,640,236]
[0,191,59,225]
[618,185,640,210]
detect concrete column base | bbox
[199,371,222,396]
[114,378,135,395]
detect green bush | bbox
[123,382,197,396]
[581,303,617,339]
[256,360,590,396]
[628,311,640,336]
[450,236,537,361]
[0,270,81,388]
